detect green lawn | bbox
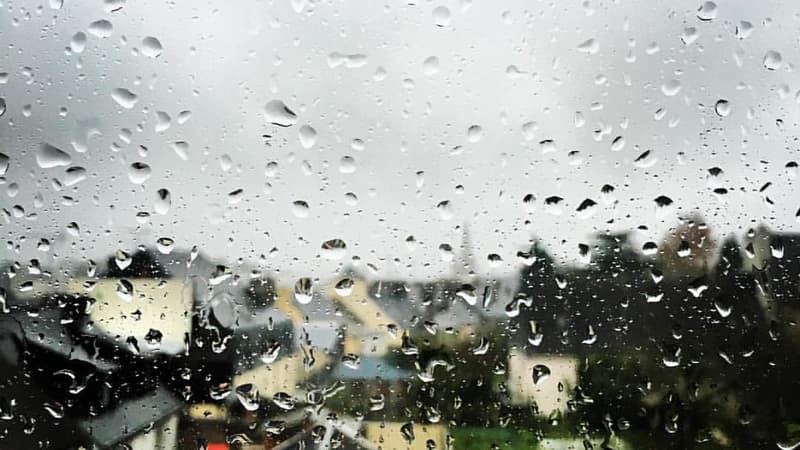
[451,428,633,450]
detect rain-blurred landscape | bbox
[2,0,800,448]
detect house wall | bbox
[363,421,447,450]
[507,350,578,414]
[69,278,192,355]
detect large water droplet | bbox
[154,188,171,215]
[37,144,71,168]
[467,125,483,143]
[423,56,440,76]
[401,422,415,444]
[116,279,134,302]
[128,162,151,184]
[272,392,295,410]
[321,239,346,260]
[70,32,87,53]
[156,237,174,254]
[532,364,551,385]
[64,166,87,186]
[292,200,310,218]
[764,51,783,71]
[260,339,281,364]
[661,80,681,97]
[155,111,171,132]
[235,384,260,411]
[339,156,356,174]
[334,278,354,296]
[294,278,313,304]
[736,21,754,40]
[87,20,113,38]
[140,36,162,58]
[111,88,138,109]
[298,125,317,149]
[264,100,297,127]
[695,1,717,21]
[432,6,451,27]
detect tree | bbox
[656,214,717,279]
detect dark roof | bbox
[77,386,182,448]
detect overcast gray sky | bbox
[1,0,798,284]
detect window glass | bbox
[0,1,798,449]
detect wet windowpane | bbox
[1,0,800,449]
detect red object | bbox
[207,444,229,450]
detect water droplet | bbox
[777,439,800,450]
[264,421,285,435]
[736,21,754,40]
[111,88,138,109]
[62,166,84,186]
[436,200,453,220]
[116,279,133,302]
[576,38,599,54]
[260,339,281,364]
[334,278,354,296]
[467,125,483,143]
[321,239,347,260]
[0,98,5,117]
[654,195,673,216]
[401,332,419,355]
[154,188,171,215]
[342,353,361,369]
[70,32,87,53]
[339,156,356,173]
[272,392,295,410]
[714,99,730,117]
[294,278,313,304]
[156,237,174,254]
[170,141,189,161]
[471,337,489,355]
[235,384,260,411]
[87,20,113,38]
[103,0,126,13]
[140,36,162,58]
[37,143,71,168]
[128,162,151,184]
[432,6,451,27]
[264,100,297,127]
[177,110,192,124]
[43,402,64,419]
[227,188,244,204]
[144,328,163,347]
[155,111,171,132]
[663,346,681,367]
[532,364,551,385]
[66,222,80,236]
[764,51,783,70]
[456,285,477,306]
[298,125,317,149]
[661,79,681,97]
[696,1,717,21]
[714,297,732,318]
[292,200,310,218]
[401,422,415,444]
[115,249,132,270]
[369,394,385,411]
[423,56,440,76]
[681,27,699,45]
